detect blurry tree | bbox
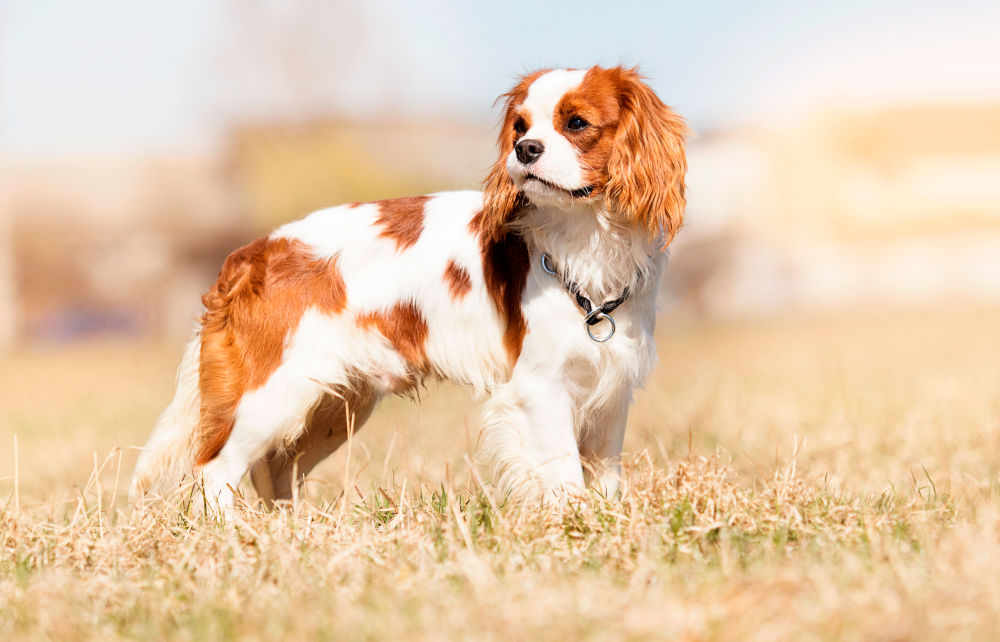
[212,0,397,123]
[212,1,419,227]
[213,1,482,228]
[0,194,16,350]
[0,5,17,349]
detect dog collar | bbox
[540,253,630,343]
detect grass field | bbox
[2,306,1000,640]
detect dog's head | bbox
[482,66,688,247]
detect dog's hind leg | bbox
[250,387,378,508]
[198,375,329,512]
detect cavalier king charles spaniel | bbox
[131,65,688,508]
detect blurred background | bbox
[2,1,1000,502]
[1,0,998,345]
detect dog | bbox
[130,65,688,508]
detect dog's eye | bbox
[513,117,528,136]
[567,116,589,131]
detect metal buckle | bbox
[541,253,558,275]
[584,309,616,342]
[542,252,616,342]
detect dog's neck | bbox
[515,199,661,302]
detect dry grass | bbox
[2,306,1000,640]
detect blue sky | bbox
[1,0,998,156]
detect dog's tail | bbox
[130,331,203,502]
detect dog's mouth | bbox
[524,174,594,199]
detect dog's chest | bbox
[517,265,658,392]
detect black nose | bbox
[515,139,544,164]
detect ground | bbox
[2,306,1000,640]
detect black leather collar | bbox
[540,253,632,342]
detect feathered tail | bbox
[129,331,202,501]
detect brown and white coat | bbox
[131,66,688,507]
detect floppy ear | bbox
[481,74,542,240]
[480,99,524,240]
[605,67,689,248]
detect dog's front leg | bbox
[480,374,585,501]
[578,390,631,499]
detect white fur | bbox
[132,71,668,509]
[480,198,663,500]
[508,69,588,194]
[130,331,202,500]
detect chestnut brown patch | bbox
[480,70,549,240]
[562,67,688,247]
[469,211,529,363]
[357,301,430,369]
[374,195,430,251]
[443,259,472,300]
[195,237,347,465]
[553,68,623,193]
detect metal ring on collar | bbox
[541,253,557,275]
[585,311,616,342]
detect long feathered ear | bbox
[481,110,523,240]
[605,67,689,248]
[481,73,543,240]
